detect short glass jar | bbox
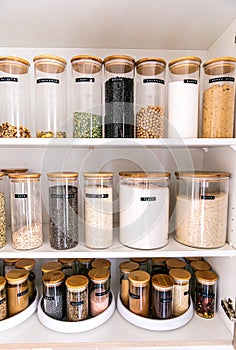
[88,267,110,317]
[169,268,191,316]
[58,258,77,277]
[42,271,65,320]
[152,274,174,319]
[195,270,218,319]
[66,275,89,321]
[15,258,36,302]
[77,258,94,277]
[119,261,139,307]
[0,276,7,320]
[41,261,62,275]
[128,270,150,317]
[0,172,6,248]
[6,269,29,317]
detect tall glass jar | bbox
[77,258,94,277]
[119,172,170,249]
[169,268,191,316]
[42,271,65,320]
[0,172,6,248]
[128,270,150,317]
[152,274,174,319]
[9,173,43,250]
[168,56,202,138]
[71,55,103,138]
[3,258,21,276]
[33,55,67,138]
[135,58,166,138]
[15,258,36,302]
[88,268,110,316]
[66,275,89,321]
[47,172,79,250]
[58,258,77,277]
[0,56,31,138]
[119,261,139,307]
[202,57,236,138]
[0,276,7,320]
[175,171,230,248]
[6,269,29,317]
[84,172,114,249]
[195,270,218,319]
[41,261,62,275]
[104,55,135,138]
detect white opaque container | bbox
[119,172,170,249]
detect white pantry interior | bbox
[0,0,236,349]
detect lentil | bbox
[136,106,164,138]
[73,112,102,138]
[12,222,43,250]
[0,122,31,138]
[0,192,6,248]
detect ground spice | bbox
[128,270,150,317]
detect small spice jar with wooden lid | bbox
[77,258,94,277]
[58,258,77,277]
[41,261,62,275]
[169,268,191,316]
[91,259,111,274]
[15,258,36,302]
[195,270,218,319]
[88,268,110,317]
[66,275,89,321]
[190,259,211,299]
[166,258,186,270]
[0,276,7,320]
[184,257,203,273]
[128,270,150,317]
[119,261,139,307]
[6,269,29,317]
[152,274,174,319]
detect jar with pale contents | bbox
[15,258,36,303]
[42,271,65,320]
[0,276,7,320]
[195,270,218,319]
[152,274,174,319]
[169,268,191,316]
[66,275,89,321]
[88,268,110,317]
[119,261,139,307]
[128,270,150,317]
[6,269,29,317]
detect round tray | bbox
[117,292,193,331]
[37,290,115,333]
[0,287,39,332]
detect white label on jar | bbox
[37,78,59,84]
[143,78,165,84]
[15,194,27,199]
[140,196,156,202]
[209,77,234,83]
[86,193,109,199]
[184,79,198,84]
[0,77,18,82]
[75,77,95,83]
[201,195,215,200]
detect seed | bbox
[12,222,42,250]
[136,105,164,138]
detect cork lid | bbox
[203,57,236,75]
[83,172,114,178]
[151,257,167,264]
[119,261,139,273]
[0,276,6,288]
[166,258,186,269]
[6,269,29,283]
[15,259,35,271]
[47,171,79,179]
[190,260,211,271]
[66,275,89,289]
[104,55,135,74]
[1,168,28,175]
[119,172,170,179]
[152,274,174,290]
[130,257,148,263]
[41,261,62,274]
[8,172,41,180]
[92,259,111,269]
[136,57,166,76]
[168,56,202,75]
[175,171,230,181]
[128,270,150,286]
[77,258,95,263]
[195,270,218,283]
[169,268,191,281]
[0,56,30,74]
[71,55,102,74]
[42,271,65,285]
[88,268,110,281]
[33,54,67,74]
[3,258,21,265]
[58,258,76,265]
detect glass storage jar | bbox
[128,270,150,317]
[175,171,230,248]
[84,172,114,249]
[6,269,29,317]
[202,57,236,138]
[130,258,149,272]
[119,261,139,307]
[104,55,135,138]
[77,258,94,276]
[195,270,218,319]
[58,258,77,277]
[0,56,31,138]
[0,276,7,320]
[88,267,110,317]
[135,57,166,138]
[151,258,168,276]
[15,258,36,302]
[9,173,43,250]
[190,260,211,300]
[91,259,111,274]
[119,172,170,249]
[168,56,201,138]
[0,172,6,248]
[42,271,65,320]
[166,258,186,270]
[41,261,62,275]
[3,258,21,276]
[71,55,103,138]
[33,54,67,138]
[152,274,174,319]
[169,268,191,316]
[47,172,79,250]
[66,275,89,321]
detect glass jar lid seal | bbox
[15,259,35,271]
[88,267,110,281]
[119,261,139,273]
[47,171,79,179]
[190,260,211,271]
[175,171,230,180]
[169,268,191,281]
[66,275,89,289]
[128,270,150,285]
[152,274,174,290]
[166,258,186,269]
[58,258,76,265]
[41,261,62,273]
[92,259,111,269]
[136,57,166,76]
[6,269,29,283]
[71,55,102,64]
[33,55,67,74]
[195,270,218,283]
[33,54,67,65]
[8,172,41,179]
[83,172,114,178]
[0,276,6,288]
[169,56,202,74]
[119,171,171,179]
[42,271,65,285]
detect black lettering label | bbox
[140,197,156,202]
[75,77,95,83]
[184,79,198,84]
[37,78,59,84]
[51,193,75,199]
[95,289,109,297]
[15,194,27,199]
[86,193,109,199]
[0,77,18,82]
[209,77,235,83]
[143,78,165,84]
[201,195,215,200]
[70,300,84,306]
[0,298,6,305]
[44,296,55,301]
[129,292,140,299]
[17,289,28,297]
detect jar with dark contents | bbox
[152,274,174,319]
[128,270,150,317]
[195,270,218,319]
[58,258,77,277]
[6,269,29,317]
[91,259,111,274]
[190,260,211,300]
[66,275,89,321]
[130,258,149,272]
[0,276,7,320]
[3,258,21,276]
[41,261,62,275]
[151,258,168,276]
[77,258,94,277]
[169,269,191,316]
[42,271,65,320]
[119,261,139,307]
[15,258,36,303]
[166,258,186,270]
[88,268,110,317]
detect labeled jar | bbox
[130,258,149,272]
[151,258,168,276]
[9,173,43,250]
[195,270,218,319]
[71,55,103,138]
[41,261,62,275]
[136,58,166,138]
[0,172,6,248]
[84,172,114,249]
[66,275,89,321]
[119,172,170,249]
[0,56,31,138]
[104,55,135,138]
[6,269,29,317]
[168,56,201,138]
[58,258,77,277]
[0,276,7,320]
[3,258,21,276]
[202,57,236,138]
[15,258,36,302]
[152,274,174,319]
[175,171,230,248]
[119,261,139,307]
[128,270,150,317]
[77,258,94,277]
[169,269,191,316]
[88,268,110,316]
[47,172,79,250]
[42,271,65,320]
[91,259,111,274]
[166,258,186,270]
[33,55,67,138]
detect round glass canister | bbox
[6,269,29,317]
[8,173,43,250]
[175,171,230,248]
[84,172,114,249]
[0,276,7,320]
[119,261,139,307]
[195,270,218,319]
[3,258,21,276]
[15,258,36,302]
[168,56,202,138]
[130,258,149,272]
[0,56,31,138]
[169,268,191,316]
[47,172,79,250]
[152,274,174,319]
[104,55,135,138]
[42,271,65,320]
[135,57,166,138]
[128,270,150,317]
[33,54,67,138]
[41,261,62,275]
[0,172,6,248]
[66,275,89,321]
[71,55,103,138]
[88,267,110,317]
[119,172,170,249]
[77,258,94,277]
[58,258,77,277]
[166,258,186,270]
[202,57,236,138]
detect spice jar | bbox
[15,258,36,302]
[168,56,201,138]
[71,55,103,138]
[195,270,218,319]
[184,257,203,273]
[42,271,65,320]
[77,258,94,277]
[6,269,29,317]
[152,274,174,319]
[202,57,236,138]
[0,172,6,248]
[119,172,170,249]
[130,258,149,272]
[92,259,111,274]
[169,269,191,316]
[104,55,135,138]
[33,55,67,138]
[135,58,166,138]
[0,56,31,138]
[0,276,7,320]
[119,261,139,307]
[88,268,110,317]
[58,258,77,277]
[151,258,168,276]
[190,260,211,300]
[84,172,114,249]
[175,171,230,248]
[66,275,89,321]
[128,270,150,317]
[166,258,186,270]
[41,261,62,275]
[3,258,21,276]
[9,173,43,250]
[47,172,79,250]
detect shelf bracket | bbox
[201,147,208,153]
[221,298,236,322]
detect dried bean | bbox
[136,105,164,138]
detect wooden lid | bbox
[58,258,76,265]
[203,57,236,75]
[152,274,174,290]
[166,258,186,269]
[184,257,203,262]
[41,261,62,274]
[33,54,67,74]
[119,171,170,179]
[83,172,114,178]
[8,172,41,179]
[169,268,191,281]
[6,269,29,283]
[195,270,218,283]
[88,268,110,281]
[42,271,65,285]
[169,56,202,74]
[92,259,111,269]
[0,56,30,74]
[47,171,79,178]
[0,172,4,178]
[71,55,102,74]
[128,270,150,286]
[175,171,230,180]
[136,57,166,76]
[119,261,139,273]
[3,258,20,264]
[77,258,95,263]
[66,275,88,289]
[151,257,167,264]
[15,259,35,271]
[0,276,6,288]
[130,257,148,263]
[1,168,28,175]
[104,55,135,74]
[190,260,211,271]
